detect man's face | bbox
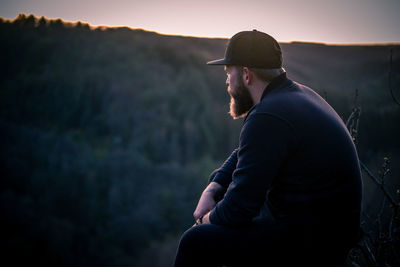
[225,66,254,119]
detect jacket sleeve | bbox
[209,113,298,226]
[208,148,238,188]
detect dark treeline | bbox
[1,14,399,266]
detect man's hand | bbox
[193,182,224,221]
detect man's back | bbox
[254,77,362,222]
[240,75,363,264]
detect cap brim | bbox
[206,58,229,65]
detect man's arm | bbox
[193,182,225,220]
[208,148,238,189]
[193,148,239,222]
[209,113,298,226]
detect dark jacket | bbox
[209,73,362,227]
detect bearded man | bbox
[174,30,362,266]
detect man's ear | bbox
[242,67,252,85]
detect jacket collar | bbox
[260,72,288,101]
[244,72,289,122]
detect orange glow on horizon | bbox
[1,0,399,44]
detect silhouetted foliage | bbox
[0,14,399,266]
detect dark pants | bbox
[174,214,359,267]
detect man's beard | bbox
[229,79,254,119]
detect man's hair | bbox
[232,66,285,82]
[248,67,285,82]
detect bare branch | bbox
[389,47,400,107]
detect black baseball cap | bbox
[207,30,282,68]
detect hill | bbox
[1,14,399,266]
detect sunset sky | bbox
[0,0,399,44]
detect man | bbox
[174,30,362,266]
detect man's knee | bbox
[175,225,223,267]
[177,226,199,250]
[177,225,214,253]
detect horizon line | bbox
[2,13,400,46]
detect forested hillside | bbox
[1,14,399,266]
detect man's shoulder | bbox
[246,80,333,132]
[249,81,304,116]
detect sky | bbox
[0,0,399,44]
